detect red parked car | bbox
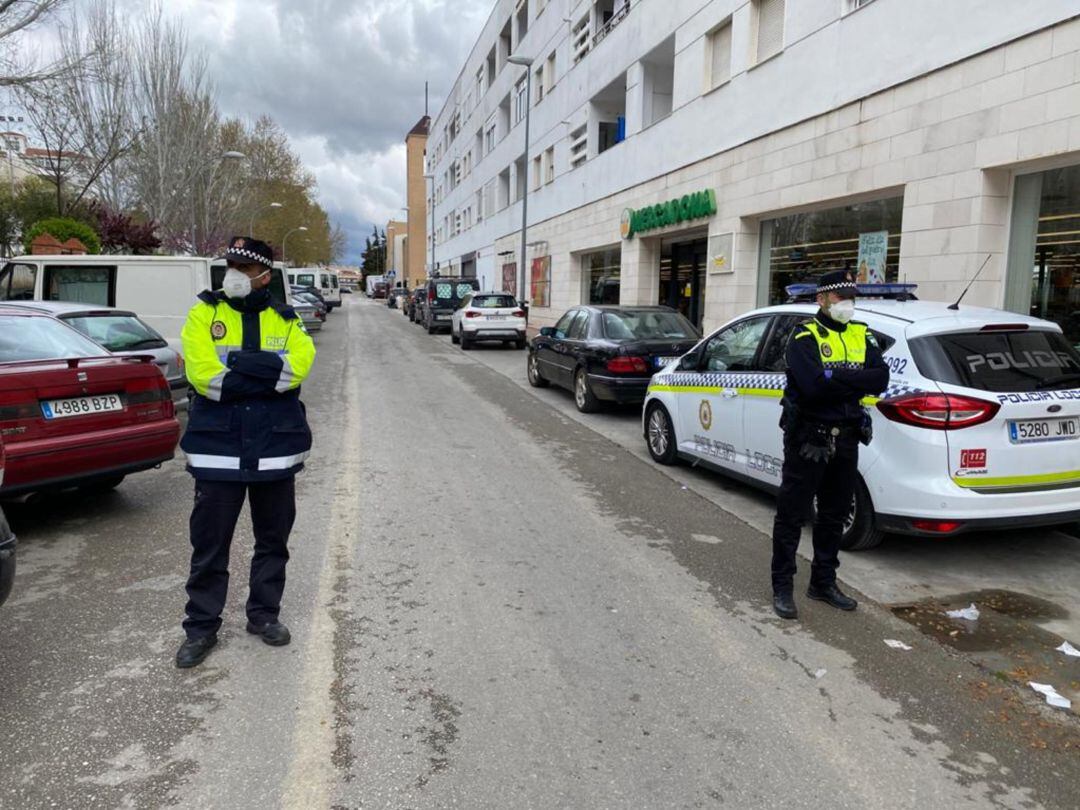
[0,440,14,607]
[0,306,180,497]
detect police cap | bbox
[222,236,274,269]
[816,269,857,299]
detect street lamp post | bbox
[190,150,246,253]
[281,226,308,266]
[250,201,283,237]
[507,54,534,306]
[423,173,436,277]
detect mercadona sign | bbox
[620,189,717,239]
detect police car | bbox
[642,284,1080,550]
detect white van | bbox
[290,267,341,310]
[0,254,291,345]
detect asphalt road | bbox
[2,295,1079,809]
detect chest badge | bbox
[699,400,713,431]
[210,321,228,340]
[820,343,833,358]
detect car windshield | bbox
[0,314,105,362]
[910,329,1080,392]
[602,310,698,341]
[63,313,166,352]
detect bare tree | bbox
[124,3,229,253]
[17,0,137,216]
[0,0,73,88]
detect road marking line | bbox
[281,331,363,809]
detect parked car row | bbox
[384,280,1080,554]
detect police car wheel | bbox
[574,368,600,413]
[645,403,678,465]
[527,351,549,388]
[838,479,885,551]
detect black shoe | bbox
[807,583,858,611]
[246,620,291,646]
[773,592,798,620]
[176,634,218,669]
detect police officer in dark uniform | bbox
[771,270,889,620]
[175,237,316,668]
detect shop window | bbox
[753,0,785,65]
[759,196,903,306]
[1009,165,1080,349]
[530,256,551,308]
[582,248,620,304]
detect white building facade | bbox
[427,0,1080,346]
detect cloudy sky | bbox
[153,0,491,264]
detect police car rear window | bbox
[909,330,1080,393]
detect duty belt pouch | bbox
[799,424,838,464]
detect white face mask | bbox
[829,299,856,324]
[223,268,266,299]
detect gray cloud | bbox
[174,0,491,263]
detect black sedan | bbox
[526,306,701,412]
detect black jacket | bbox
[783,310,890,424]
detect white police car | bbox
[642,284,1080,550]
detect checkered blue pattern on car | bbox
[649,372,926,403]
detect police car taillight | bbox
[877,393,999,430]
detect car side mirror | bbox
[678,353,700,371]
[539,326,555,338]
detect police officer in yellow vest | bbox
[175,237,316,668]
[771,270,888,620]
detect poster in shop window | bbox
[856,231,888,284]
[530,256,551,308]
[501,262,517,297]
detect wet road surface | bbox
[2,296,1079,809]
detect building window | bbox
[476,189,484,222]
[532,154,542,191]
[514,77,528,125]
[593,73,627,155]
[544,51,556,96]
[569,124,587,168]
[572,14,591,64]
[476,67,484,101]
[530,256,551,308]
[1006,165,1080,348]
[849,0,876,9]
[708,21,732,90]
[534,65,545,103]
[759,195,903,305]
[753,0,785,65]
[544,147,554,184]
[582,248,621,304]
[485,119,497,154]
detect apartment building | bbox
[427,0,1080,345]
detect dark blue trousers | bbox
[183,477,296,640]
[770,433,859,594]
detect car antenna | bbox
[948,253,992,311]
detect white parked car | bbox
[451,291,527,350]
[642,285,1080,550]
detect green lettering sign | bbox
[620,189,717,238]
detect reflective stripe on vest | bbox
[806,320,868,369]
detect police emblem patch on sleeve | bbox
[821,343,833,358]
[210,320,227,340]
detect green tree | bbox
[24,216,101,254]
